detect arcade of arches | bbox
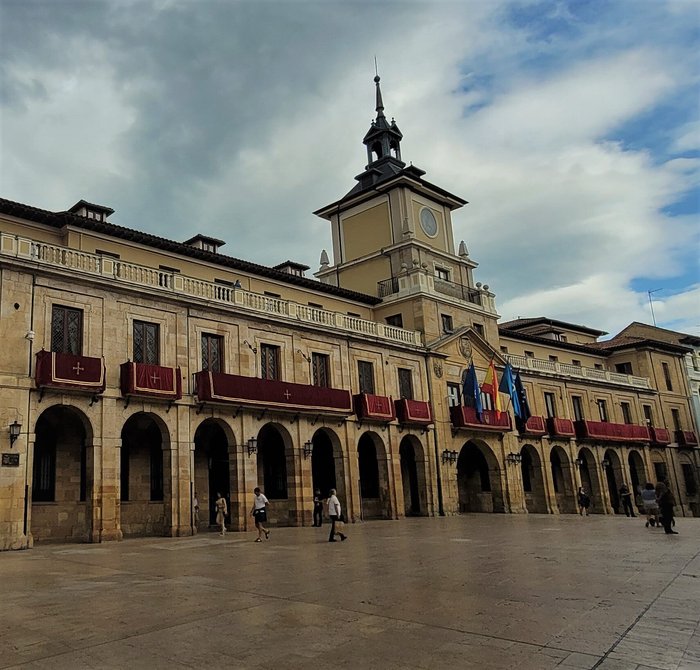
[21,405,691,545]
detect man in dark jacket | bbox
[656,482,678,534]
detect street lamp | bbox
[246,437,258,456]
[302,440,313,459]
[9,421,21,447]
[441,449,458,464]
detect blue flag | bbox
[461,363,483,418]
[513,370,532,422]
[498,362,522,418]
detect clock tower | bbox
[314,76,499,344]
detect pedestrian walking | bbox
[193,491,200,533]
[215,492,227,536]
[640,482,659,527]
[619,484,635,517]
[250,487,270,542]
[577,487,591,516]
[313,489,324,527]
[327,488,347,542]
[656,482,678,535]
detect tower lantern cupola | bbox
[362,76,404,169]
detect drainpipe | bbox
[423,351,445,516]
[24,273,37,538]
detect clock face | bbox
[419,207,438,237]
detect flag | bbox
[461,363,483,419]
[513,371,532,422]
[481,359,502,418]
[498,362,522,418]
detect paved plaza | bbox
[0,514,699,670]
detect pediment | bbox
[427,326,505,375]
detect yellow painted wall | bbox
[338,256,390,297]
[342,202,391,262]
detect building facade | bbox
[1,78,698,550]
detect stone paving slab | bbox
[0,514,698,669]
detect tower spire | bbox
[362,74,403,169]
[374,75,385,119]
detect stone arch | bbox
[650,449,669,484]
[193,418,234,529]
[550,445,576,513]
[310,428,347,516]
[628,450,647,509]
[358,431,391,520]
[31,404,94,543]
[577,447,604,513]
[520,444,547,514]
[678,452,699,517]
[120,411,172,537]
[255,422,297,526]
[603,448,624,513]
[399,435,428,516]
[456,440,505,513]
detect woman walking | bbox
[250,487,271,542]
[656,482,678,535]
[215,492,227,536]
[640,482,659,528]
[577,487,591,516]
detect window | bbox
[671,409,681,431]
[572,359,581,367]
[682,464,697,496]
[594,364,603,370]
[544,392,556,419]
[133,321,160,365]
[441,314,453,333]
[201,334,223,372]
[560,335,567,342]
[312,353,330,388]
[481,392,493,411]
[524,351,534,358]
[51,305,83,355]
[398,368,414,400]
[597,399,609,422]
[662,362,673,391]
[572,396,584,421]
[654,462,667,482]
[549,355,558,363]
[473,323,485,337]
[261,344,281,380]
[615,362,633,375]
[621,402,632,424]
[358,361,375,394]
[32,441,56,502]
[96,249,120,259]
[435,267,450,281]
[643,405,654,426]
[264,291,281,299]
[385,314,403,328]
[500,346,509,354]
[447,382,461,407]
[308,302,324,309]
[347,312,361,318]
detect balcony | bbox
[395,399,433,426]
[649,428,671,446]
[574,420,650,443]
[547,417,576,437]
[354,393,396,423]
[676,430,698,447]
[450,406,512,432]
[518,415,547,436]
[35,350,105,395]
[120,362,182,401]
[0,233,423,348]
[194,371,353,415]
[505,354,651,390]
[433,277,482,305]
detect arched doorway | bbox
[121,412,170,536]
[358,432,390,519]
[311,428,347,521]
[520,444,547,513]
[603,449,623,513]
[399,436,427,516]
[456,440,505,513]
[256,423,296,525]
[628,450,646,510]
[577,447,603,513]
[650,450,669,484]
[31,405,93,543]
[193,419,231,529]
[550,446,576,513]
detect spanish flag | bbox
[480,360,502,418]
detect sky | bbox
[1,0,699,338]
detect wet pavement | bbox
[1,514,699,669]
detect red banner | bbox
[450,405,511,431]
[194,371,352,414]
[575,420,650,443]
[395,398,433,425]
[35,350,105,393]
[354,393,396,422]
[520,416,547,436]
[547,417,576,437]
[650,428,670,445]
[120,362,182,400]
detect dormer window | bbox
[67,199,114,222]
[183,234,225,254]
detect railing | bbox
[574,420,650,443]
[676,430,698,447]
[1,233,423,347]
[433,277,482,305]
[378,277,399,298]
[505,354,651,390]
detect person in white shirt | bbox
[192,492,200,533]
[250,487,270,542]
[327,488,347,542]
[215,492,227,536]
